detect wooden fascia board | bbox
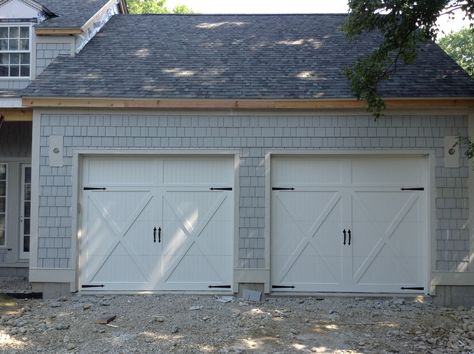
[35,28,83,35]
[1,108,33,121]
[21,97,474,110]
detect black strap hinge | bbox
[272,187,295,191]
[82,284,104,288]
[272,285,295,289]
[401,187,424,191]
[210,187,232,191]
[83,187,106,191]
[401,287,424,290]
[208,285,231,288]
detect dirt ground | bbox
[0,292,473,353]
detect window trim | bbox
[0,23,32,80]
[0,163,7,248]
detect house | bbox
[2,3,474,305]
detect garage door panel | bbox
[282,246,343,284]
[163,252,231,287]
[162,189,233,290]
[351,157,425,186]
[82,198,117,256]
[81,190,158,288]
[272,157,345,186]
[163,157,233,186]
[351,192,421,256]
[355,247,420,286]
[85,157,158,186]
[91,243,149,284]
[272,196,306,255]
[88,191,153,233]
[271,189,344,289]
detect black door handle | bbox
[158,227,161,243]
[343,229,346,245]
[153,227,157,243]
[348,229,351,245]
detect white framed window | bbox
[0,25,31,78]
[0,163,7,247]
[20,164,31,258]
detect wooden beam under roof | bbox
[21,97,474,110]
[0,108,33,121]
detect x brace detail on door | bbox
[84,191,153,285]
[276,192,342,283]
[162,192,228,283]
[352,192,420,283]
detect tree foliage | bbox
[344,0,474,117]
[127,0,193,14]
[438,27,474,76]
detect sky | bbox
[166,0,473,36]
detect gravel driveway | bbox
[0,293,473,353]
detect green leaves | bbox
[127,0,193,14]
[438,27,474,76]
[344,0,472,117]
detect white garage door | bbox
[271,155,427,293]
[79,156,234,292]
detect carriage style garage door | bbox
[79,156,234,292]
[271,155,427,293]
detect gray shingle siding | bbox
[36,43,72,76]
[36,112,470,273]
[0,79,30,92]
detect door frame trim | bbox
[265,149,434,294]
[71,149,240,292]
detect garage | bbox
[271,155,428,293]
[78,155,235,292]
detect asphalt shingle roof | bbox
[23,14,474,100]
[36,0,110,28]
